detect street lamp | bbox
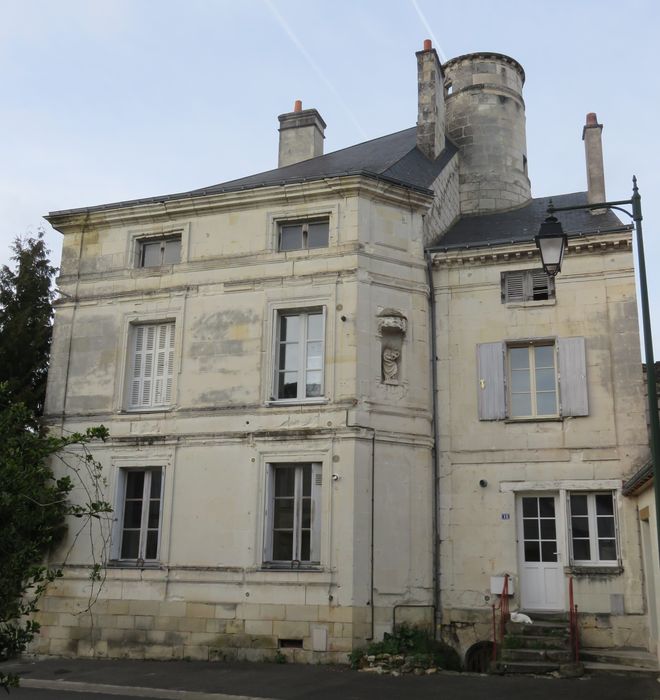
[538,177,660,552]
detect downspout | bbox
[425,250,441,638]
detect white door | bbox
[517,495,564,611]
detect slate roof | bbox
[49,127,457,217]
[429,192,628,251]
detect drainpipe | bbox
[425,250,441,638]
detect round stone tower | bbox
[443,52,531,215]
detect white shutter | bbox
[153,324,174,405]
[129,323,174,409]
[477,342,507,420]
[130,326,145,407]
[558,336,589,417]
[504,271,525,302]
[311,463,322,564]
[263,466,275,562]
[141,325,156,405]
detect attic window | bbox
[502,269,554,303]
[278,219,329,252]
[139,236,181,267]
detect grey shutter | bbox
[558,336,588,416]
[477,342,506,420]
[311,463,322,564]
[503,271,525,302]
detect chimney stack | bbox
[278,100,326,168]
[416,39,445,160]
[583,112,606,214]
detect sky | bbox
[1,0,659,354]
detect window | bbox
[264,463,321,566]
[501,269,554,303]
[477,337,588,420]
[128,323,175,409]
[274,310,324,400]
[508,343,557,418]
[118,468,163,562]
[278,220,329,251]
[569,493,618,565]
[139,236,181,267]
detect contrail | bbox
[410,0,448,63]
[264,0,367,138]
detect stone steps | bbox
[580,647,658,671]
[501,647,573,664]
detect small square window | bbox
[139,237,181,267]
[502,269,554,303]
[278,220,329,252]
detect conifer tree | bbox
[0,232,57,415]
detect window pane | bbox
[300,531,311,560]
[305,372,322,397]
[535,368,556,392]
[162,239,181,264]
[307,313,323,340]
[523,519,539,539]
[123,501,143,529]
[307,222,329,248]
[536,391,557,415]
[278,372,298,398]
[541,541,557,562]
[301,499,311,528]
[510,370,530,392]
[573,539,590,560]
[511,393,531,417]
[274,499,294,529]
[280,225,302,251]
[272,531,294,560]
[150,471,162,498]
[302,466,311,496]
[597,517,615,538]
[280,315,299,342]
[535,345,554,368]
[598,539,617,561]
[571,516,590,539]
[126,472,145,499]
[540,519,556,539]
[596,494,614,516]
[279,343,298,371]
[539,498,555,517]
[145,531,159,559]
[148,500,160,529]
[524,541,540,562]
[570,495,588,515]
[141,242,162,267]
[522,498,538,517]
[509,347,529,370]
[275,469,295,497]
[121,531,140,559]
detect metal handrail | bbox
[491,574,510,663]
[568,576,579,662]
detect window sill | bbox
[504,416,562,423]
[505,299,556,308]
[566,565,623,576]
[122,406,175,414]
[266,398,329,407]
[260,564,323,572]
[106,560,164,570]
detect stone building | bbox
[36,42,652,666]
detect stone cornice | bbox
[429,231,632,268]
[47,175,434,234]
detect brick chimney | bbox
[278,100,326,168]
[583,112,606,214]
[416,39,445,160]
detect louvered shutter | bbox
[504,272,525,302]
[530,270,550,300]
[311,463,322,563]
[130,326,145,407]
[153,324,174,405]
[477,342,507,420]
[558,337,588,416]
[141,325,156,405]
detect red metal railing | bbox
[568,576,579,662]
[491,574,510,663]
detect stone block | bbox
[245,620,273,636]
[154,616,179,632]
[49,638,77,656]
[285,604,318,622]
[328,637,353,653]
[235,603,260,619]
[158,601,187,617]
[259,604,286,621]
[129,600,160,616]
[186,602,216,619]
[215,604,237,620]
[225,618,245,634]
[116,615,135,630]
[206,619,227,634]
[135,615,155,630]
[107,600,131,615]
[145,644,175,660]
[178,617,207,633]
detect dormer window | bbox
[278,219,329,252]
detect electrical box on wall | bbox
[490,575,514,595]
